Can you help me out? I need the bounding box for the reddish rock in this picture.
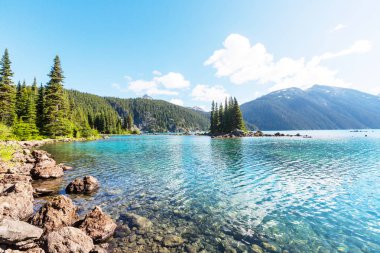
[77,206,117,242]
[30,195,78,232]
[66,176,99,194]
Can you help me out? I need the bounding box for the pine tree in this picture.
[0,49,16,126]
[232,97,245,131]
[36,84,45,132]
[218,103,223,133]
[210,101,215,133]
[31,77,38,96]
[44,55,72,137]
[127,114,133,130]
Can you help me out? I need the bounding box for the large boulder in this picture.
[66,176,99,194]
[30,195,78,232]
[77,206,116,242]
[30,150,63,180]
[0,182,34,220]
[45,227,94,253]
[0,219,43,250]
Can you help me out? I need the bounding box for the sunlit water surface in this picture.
[41,130,380,253]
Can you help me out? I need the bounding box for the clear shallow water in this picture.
[41,130,380,253]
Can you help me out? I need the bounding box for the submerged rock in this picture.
[77,206,117,242]
[123,213,153,232]
[65,176,99,194]
[30,195,78,232]
[162,235,184,247]
[45,227,94,253]
[0,181,34,220]
[251,244,264,253]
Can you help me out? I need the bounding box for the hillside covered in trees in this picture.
[0,49,209,140]
[106,97,209,132]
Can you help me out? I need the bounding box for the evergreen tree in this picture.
[44,56,72,137]
[0,49,16,126]
[31,77,38,96]
[232,97,245,131]
[210,101,215,133]
[36,84,45,132]
[127,114,133,130]
[218,103,223,133]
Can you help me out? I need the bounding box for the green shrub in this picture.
[0,123,16,140]
[0,143,17,162]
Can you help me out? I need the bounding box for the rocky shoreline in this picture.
[1,139,282,253]
[0,140,116,253]
[210,129,312,139]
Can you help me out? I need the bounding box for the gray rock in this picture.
[46,227,94,253]
[66,176,99,194]
[30,195,78,232]
[0,182,34,220]
[0,219,43,249]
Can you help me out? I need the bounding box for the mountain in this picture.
[190,106,205,112]
[66,90,209,133]
[105,97,209,132]
[142,94,153,100]
[241,85,380,130]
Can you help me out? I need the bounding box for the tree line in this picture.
[209,97,246,134]
[0,49,135,140]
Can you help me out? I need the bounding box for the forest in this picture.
[0,49,209,140]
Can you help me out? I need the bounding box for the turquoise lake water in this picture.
[41,130,380,252]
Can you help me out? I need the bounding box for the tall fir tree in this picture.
[218,103,224,133]
[44,56,72,137]
[232,97,245,131]
[36,84,45,132]
[127,114,133,130]
[0,49,16,126]
[210,101,215,133]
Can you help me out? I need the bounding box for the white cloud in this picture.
[128,80,156,93]
[170,98,184,106]
[154,72,190,89]
[205,34,372,91]
[114,71,190,96]
[191,84,229,102]
[332,24,347,32]
[152,70,162,76]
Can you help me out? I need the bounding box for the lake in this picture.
[40,130,380,253]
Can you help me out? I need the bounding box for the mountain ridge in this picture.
[241,85,380,130]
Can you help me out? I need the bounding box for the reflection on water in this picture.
[41,131,380,252]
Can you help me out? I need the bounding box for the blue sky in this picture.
[1,0,379,110]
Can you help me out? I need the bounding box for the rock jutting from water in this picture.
[65,176,100,194]
[30,195,78,232]
[76,206,117,243]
